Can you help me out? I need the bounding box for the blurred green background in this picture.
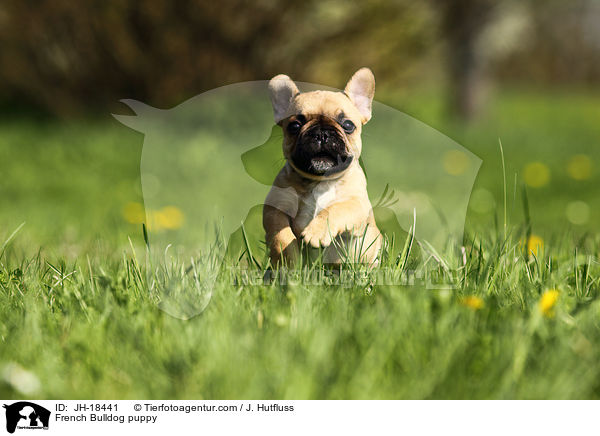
[1,0,599,251]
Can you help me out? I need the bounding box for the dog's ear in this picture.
[269,75,299,124]
[344,68,375,123]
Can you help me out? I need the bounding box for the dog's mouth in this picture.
[291,149,353,177]
[307,151,352,174]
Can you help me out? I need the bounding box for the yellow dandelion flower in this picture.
[525,234,544,256]
[539,289,559,317]
[123,202,145,224]
[461,296,484,310]
[523,162,550,188]
[443,150,470,176]
[156,206,185,230]
[567,155,592,181]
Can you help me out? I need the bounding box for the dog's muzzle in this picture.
[291,125,353,176]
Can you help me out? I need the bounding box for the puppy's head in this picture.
[268,68,375,180]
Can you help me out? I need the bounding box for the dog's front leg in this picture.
[301,198,370,248]
[263,204,299,267]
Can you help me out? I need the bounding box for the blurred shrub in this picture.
[0,0,598,116]
[0,0,314,114]
[0,0,433,115]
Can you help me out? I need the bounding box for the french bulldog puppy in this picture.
[263,68,382,267]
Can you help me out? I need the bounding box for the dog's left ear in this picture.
[344,68,375,123]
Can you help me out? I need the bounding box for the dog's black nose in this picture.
[306,127,332,148]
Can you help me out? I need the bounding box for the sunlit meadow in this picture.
[1,88,600,399]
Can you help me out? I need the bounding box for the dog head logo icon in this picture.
[3,402,50,433]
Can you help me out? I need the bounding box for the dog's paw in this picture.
[269,229,299,267]
[301,214,335,248]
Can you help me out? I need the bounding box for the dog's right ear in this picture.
[269,75,299,124]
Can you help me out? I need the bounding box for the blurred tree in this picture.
[433,0,498,121]
[498,0,600,85]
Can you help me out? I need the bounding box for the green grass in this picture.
[1,88,600,399]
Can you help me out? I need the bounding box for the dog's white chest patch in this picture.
[294,181,337,230]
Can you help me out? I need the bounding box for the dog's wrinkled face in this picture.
[269,68,375,180]
[283,92,362,177]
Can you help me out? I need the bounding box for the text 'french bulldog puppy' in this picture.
[263,68,382,267]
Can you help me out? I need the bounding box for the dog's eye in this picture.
[341,120,356,133]
[287,121,302,135]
